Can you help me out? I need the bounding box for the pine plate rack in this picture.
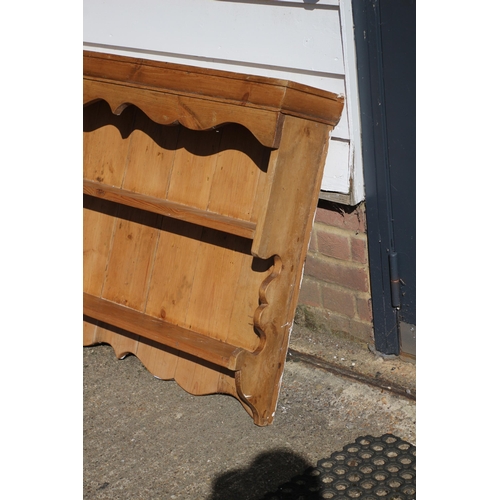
[83,51,343,425]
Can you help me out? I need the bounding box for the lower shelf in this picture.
[83,293,249,371]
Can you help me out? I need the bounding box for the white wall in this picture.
[83,0,364,204]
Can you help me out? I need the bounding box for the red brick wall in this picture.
[297,201,374,343]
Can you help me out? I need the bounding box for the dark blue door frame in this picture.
[352,0,416,355]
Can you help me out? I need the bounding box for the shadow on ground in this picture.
[208,449,318,500]
[209,434,416,500]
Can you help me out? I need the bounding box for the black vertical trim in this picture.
[352,0,399,354]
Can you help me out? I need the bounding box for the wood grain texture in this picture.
[121,108,180,198]
[84,293,247,370]
[84,51,344,148]
[83,100,133,186]
[83,179,257,239]
[83,53,343,425]
[83,51,343,120]
[83,196,121,298]
[84,318,140,360]
[237,117,333,424]
[84,79,283,149]
[83,318,97,345]
[101,205,161,311]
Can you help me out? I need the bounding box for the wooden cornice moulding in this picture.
[83,51,344,149]
[83,52,343,425]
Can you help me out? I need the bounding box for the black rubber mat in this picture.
[262,434,416,499]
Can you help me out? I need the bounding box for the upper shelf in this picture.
[84,180,257,240]
[83,51,344,149]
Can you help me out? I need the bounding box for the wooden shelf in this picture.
[83,52,344,425]
[84,180,257,239]
[84,293,249,371]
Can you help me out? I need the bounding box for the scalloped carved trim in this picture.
[254,254,282,343]
[84,80,284,148]
[84,333,241,399]
[233,254,284,425]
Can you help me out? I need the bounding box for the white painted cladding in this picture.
[83,0,364,203]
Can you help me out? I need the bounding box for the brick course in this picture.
[304,255,369,293]
[314,205,366,233]
[356,296,373,323]
[297,278,321,308]
[351,236,368,264]
[316,229,350,261]
[297,202,374,344]
[322,283,356,317]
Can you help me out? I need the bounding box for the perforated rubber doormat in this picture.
[262,434,416,499]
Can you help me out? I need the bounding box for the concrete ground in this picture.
[83,323,416,499]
